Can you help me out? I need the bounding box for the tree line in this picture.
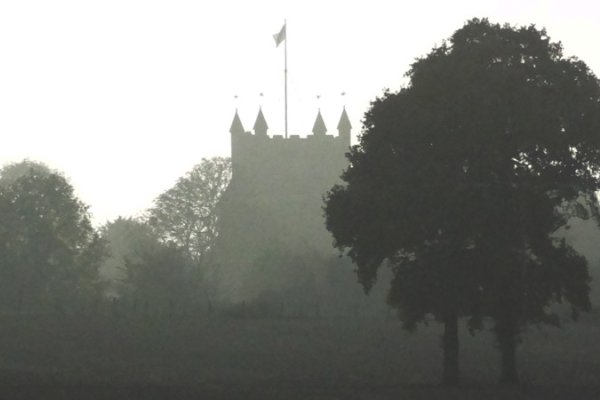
[0,158,231,314]
[0,156,382,319]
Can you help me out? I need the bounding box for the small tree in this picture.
[123,242,202,312]
[99,217,159,298]
[324,18,600,384]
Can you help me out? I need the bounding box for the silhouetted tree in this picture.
[0,161,106,311]
[148,157,231,263]
[99,217,160,298]
[324,18,600,385]
[123,242,203,310]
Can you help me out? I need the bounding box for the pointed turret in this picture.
[230,110,245,135]
[337,107,352,135]
[253,108,268,136]
[337,107,351,146]
[312,110,327,136]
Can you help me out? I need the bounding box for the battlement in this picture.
[229,108,351,139]
[234,131,342,141]
[229,108,351,180]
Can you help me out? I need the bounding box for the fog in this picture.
[2,4,600,399]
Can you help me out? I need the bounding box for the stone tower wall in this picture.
[216,110,351,300]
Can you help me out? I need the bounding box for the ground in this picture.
[0,308,598,399]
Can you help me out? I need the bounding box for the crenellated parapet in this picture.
[229,107,351,180]
[230,107,352,142]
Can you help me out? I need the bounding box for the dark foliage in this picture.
[124,242,204,307]
[0,161,106,311]
[324,18,600,384]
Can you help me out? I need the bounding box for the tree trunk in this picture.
[495,317,519,384]
[442,312,460,386]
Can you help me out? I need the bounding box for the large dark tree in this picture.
[324,18,600,385]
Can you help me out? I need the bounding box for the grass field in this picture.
[0,310,598,399]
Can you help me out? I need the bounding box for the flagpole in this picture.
[284,19,288,139]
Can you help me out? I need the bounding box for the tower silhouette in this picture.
[216,107,352,300]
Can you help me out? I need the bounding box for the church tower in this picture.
[217,107,352,300]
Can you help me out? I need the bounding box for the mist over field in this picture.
[2,4,600,399]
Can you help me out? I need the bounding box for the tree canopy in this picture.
[148,157,231,262]
[98,217,160,298]
[324,18,600,384]
[0,161,105,311]
[123,241,202,307]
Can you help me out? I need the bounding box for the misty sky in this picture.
[1,0,599,224]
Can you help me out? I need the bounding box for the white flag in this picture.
[273,23,286,47]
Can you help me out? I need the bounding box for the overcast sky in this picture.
[1,0,599,224]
